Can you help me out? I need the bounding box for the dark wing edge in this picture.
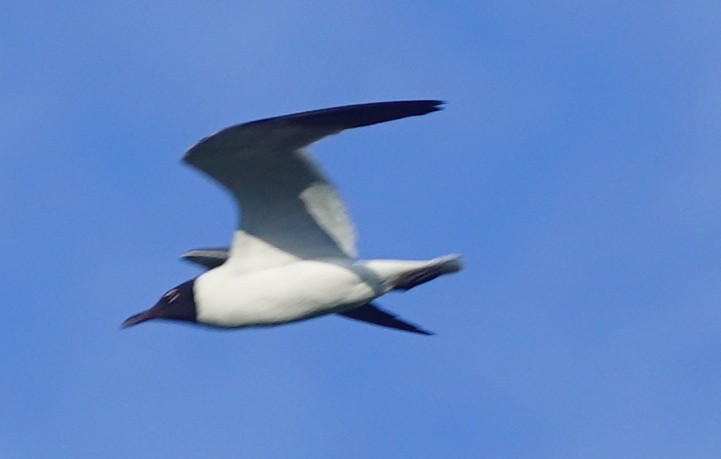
[244,99,444,130]
[338,303,434,336]
[183,100,444,163]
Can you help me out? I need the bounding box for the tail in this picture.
[389,254,463,291]
[432,253,464,274]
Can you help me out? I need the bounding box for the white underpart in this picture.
[194,258,442,328]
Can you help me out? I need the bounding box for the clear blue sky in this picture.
[2,2,721,457]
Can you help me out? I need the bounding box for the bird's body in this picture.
[194,256,461,328]
[122,100,463,335]
[195,258,373,327]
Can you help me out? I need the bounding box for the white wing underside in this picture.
[185,135,356,272]
[182,101,442,273]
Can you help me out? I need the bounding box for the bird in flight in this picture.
[121,100,462,335]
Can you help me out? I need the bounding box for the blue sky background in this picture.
[2,1,721,457]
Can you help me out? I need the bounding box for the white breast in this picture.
[193,259,377,328]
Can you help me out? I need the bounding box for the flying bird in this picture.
[121,100,462,335]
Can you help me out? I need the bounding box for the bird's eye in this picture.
[164,289,180,303]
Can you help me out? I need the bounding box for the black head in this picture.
[120,279,197,329]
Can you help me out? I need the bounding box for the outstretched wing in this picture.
[183,101,443,271]
[338,303,433,335]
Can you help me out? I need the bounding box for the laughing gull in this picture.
[121,100,462,335]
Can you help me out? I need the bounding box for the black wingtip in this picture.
[317,100,445,129]
[246,99,446,130]
[338,303,435,336]
[183,100,446,163]
[403,327,435,336]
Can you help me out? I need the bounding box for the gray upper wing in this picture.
[183,100,443,270]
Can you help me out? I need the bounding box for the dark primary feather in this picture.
[185,100,444,161]
[338,303,434,336]
[243,100,444,130]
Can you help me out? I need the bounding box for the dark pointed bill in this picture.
[120,309,156,329]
